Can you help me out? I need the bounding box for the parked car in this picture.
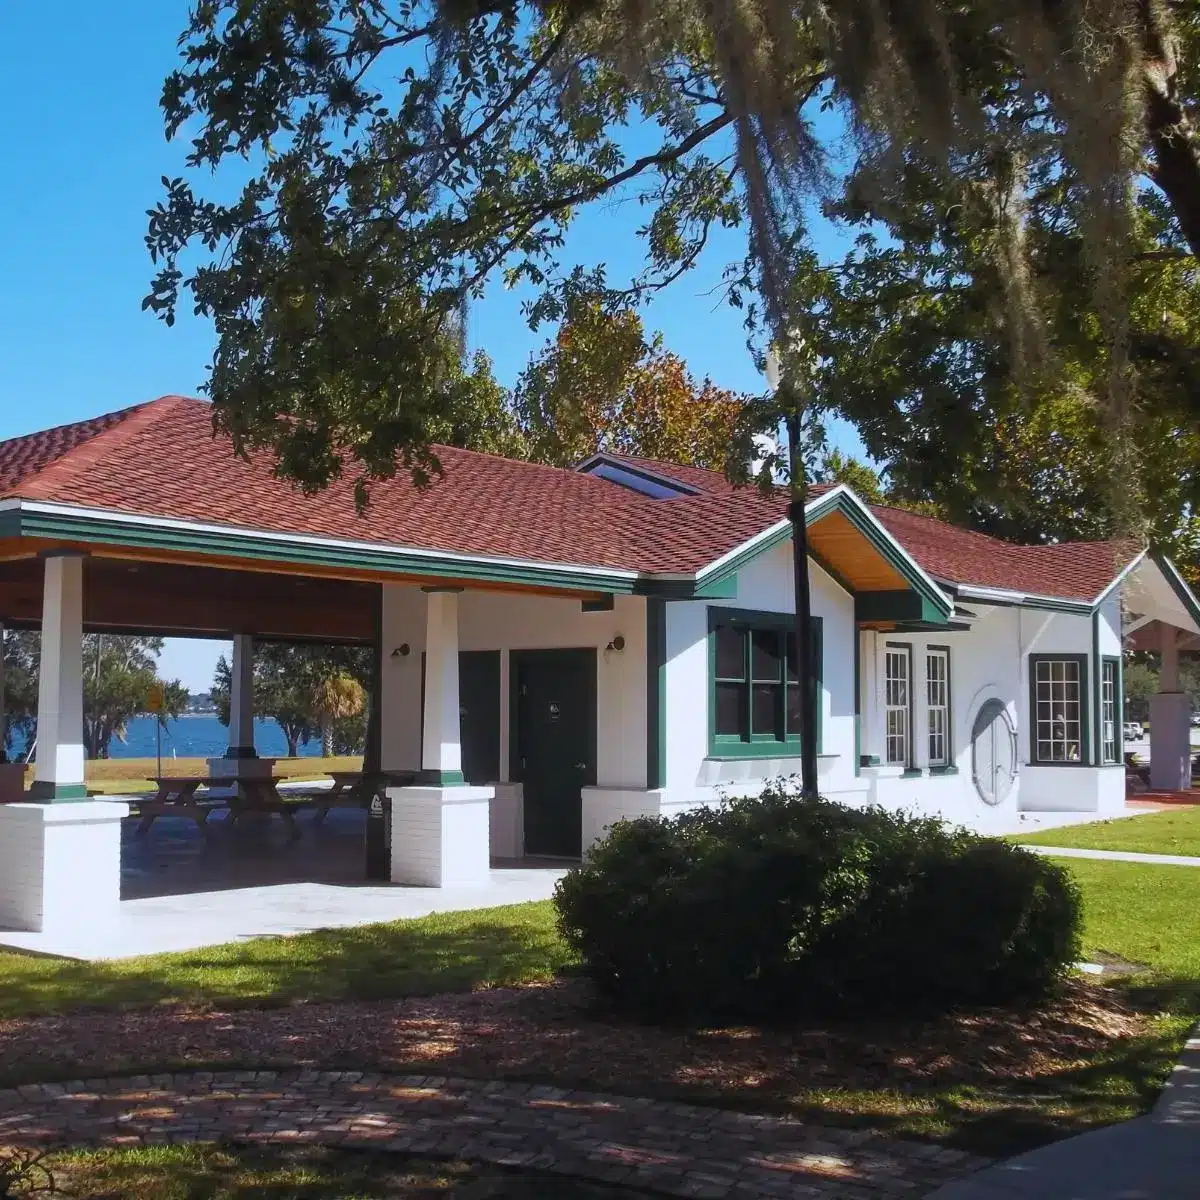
[1124,721,1144,741]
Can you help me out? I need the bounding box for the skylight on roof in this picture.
[579,457,697,499]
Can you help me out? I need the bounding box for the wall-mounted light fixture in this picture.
[391,643,412,658]
[605,634,626,653]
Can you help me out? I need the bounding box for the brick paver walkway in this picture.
[0,1069,990,1198]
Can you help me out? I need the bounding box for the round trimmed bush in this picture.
[553,786,1081,1021]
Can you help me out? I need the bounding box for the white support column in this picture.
[1150,624,1192,791]
[208,633,276,782]
[0,554,129,935]
[228,633,256,758]
[389,587,492,887]
[1161,624,1180,693]
[31,552,86,802]
[420,589,464,785]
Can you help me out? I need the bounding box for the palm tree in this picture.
[312,673,367,759]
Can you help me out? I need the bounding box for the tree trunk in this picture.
[786,410,820,799]
[321,715,334,758]
[1140,0,1200,258]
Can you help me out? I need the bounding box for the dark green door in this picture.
[459,651,501,785]
[513,649,596,858]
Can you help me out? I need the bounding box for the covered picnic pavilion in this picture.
[0,396,663,954]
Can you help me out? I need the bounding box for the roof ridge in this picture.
[15,396,196,501]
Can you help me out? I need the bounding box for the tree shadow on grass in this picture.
[0,901,573,1019]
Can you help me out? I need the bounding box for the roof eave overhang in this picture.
[1150,552,1200,631]
[0,499,644,596]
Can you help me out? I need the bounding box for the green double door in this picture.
[512,649,596,858]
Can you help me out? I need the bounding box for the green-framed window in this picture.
[1101,656,1121,764]
[884,643,913,767]
[926,646,952,767]
[1029,654,1089,764]
[708,608,822,758]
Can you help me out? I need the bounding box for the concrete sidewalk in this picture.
[1020,844,1200,867]
[926,1025,1200,1198]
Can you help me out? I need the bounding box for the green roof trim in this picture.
[6,505,643,595]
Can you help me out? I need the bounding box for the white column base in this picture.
[1150,692,1192,791]
[489,782,524,860]
[388,785,492,887]
[0,801,128,933]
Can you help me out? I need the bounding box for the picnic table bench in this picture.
[305,769,418,825]
[136,774,299,837]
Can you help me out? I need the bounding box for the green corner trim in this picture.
[414,769,466,786]
[853,629,862,777]
[646,599,667,790]
[27,781,90,802]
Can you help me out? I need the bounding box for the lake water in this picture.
[9,715,322,761]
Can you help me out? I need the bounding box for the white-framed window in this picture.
[1032,656,1086,763]
[1101,658,1120,764]
[885,644,912,766]
[927,648,951,767]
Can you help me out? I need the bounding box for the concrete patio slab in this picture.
[0,808,567,960]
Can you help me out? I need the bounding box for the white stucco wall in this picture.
[661,543,862,804]
[380,582,648,790]
[860,597,1126,823]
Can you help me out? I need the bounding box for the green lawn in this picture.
[0,901,573,1020]
[1072,858,1200,997]
[1014,807,1200,857]
[0,864,1194,1160]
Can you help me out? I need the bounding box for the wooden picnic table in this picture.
[309,770,417,825]
[137,774,299,837]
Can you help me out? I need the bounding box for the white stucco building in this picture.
[0,396,1197,942]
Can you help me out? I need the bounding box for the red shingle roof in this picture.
[0,398,788,575]
[0,404,152,494]
[869,504,1142,602]
[0,399,1141,600]
[598,454,1141,602]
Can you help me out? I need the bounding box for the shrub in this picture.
[554,785,1081,1021]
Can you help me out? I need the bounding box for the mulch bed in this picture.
[0,977,1144,1113]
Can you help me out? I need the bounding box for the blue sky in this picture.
[0,2,864,690]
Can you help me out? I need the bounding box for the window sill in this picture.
[900,768,922,779]
[1026,761,1091,768]
[707,741,805,760]
[928,765,959,776]
[704,752,838,763]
